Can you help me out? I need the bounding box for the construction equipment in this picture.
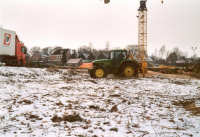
[53,1,163,78]
[137,0,162,76]
[88,49,139,78]
[137,0,148,76]
[87,0,163,78]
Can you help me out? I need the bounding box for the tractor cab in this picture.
[108,49,128,72]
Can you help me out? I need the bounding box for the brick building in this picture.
[50,49,71,63]
[29,52,49,62]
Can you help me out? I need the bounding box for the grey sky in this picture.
[0,0,199,57]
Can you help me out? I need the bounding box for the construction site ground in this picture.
[142,70,199,80]
[0,67,200,137]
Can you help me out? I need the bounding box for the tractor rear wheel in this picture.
[93,66,107,78]
[120,62,137,77]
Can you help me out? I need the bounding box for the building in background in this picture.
[28,52,49,62]
[50,49,71,63]
[67,58,83,66]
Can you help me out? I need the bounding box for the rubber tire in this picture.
[90,71,95,78]
[120,62,138,77]
[1,57,6,63]
[93,66,107,78]
[18,60,23,67]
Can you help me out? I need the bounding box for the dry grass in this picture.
[110,127,118,132]
[51,112,83,123]
[110,105,118,112]
[46,65,59,73]
[17,99,32,104]
[189,72,200,79]
[172,99,200,115]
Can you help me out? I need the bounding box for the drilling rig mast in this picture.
[137,0,148,75]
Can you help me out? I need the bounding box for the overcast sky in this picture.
[0,0,199,57]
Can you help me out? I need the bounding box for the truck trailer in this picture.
[0,28,27,66]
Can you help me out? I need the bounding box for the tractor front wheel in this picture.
[93,66,107,78]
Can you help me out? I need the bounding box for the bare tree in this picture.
[159,45,166,59]
[78,45,90,54]
[105,41,110,51]
[182,51,188,58]
[29,46,41,56]
[172,47,182,59]
[193,53,198,62]
[92,48,100,57]
[41,46,52,55]
[89,42,93,53]
[50,46,63,54]
[151,48,158,61]
[166,50,171,59]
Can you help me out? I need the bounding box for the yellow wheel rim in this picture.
[95,69,104,78]
[124,66,134,77]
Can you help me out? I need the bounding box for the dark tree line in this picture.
[28,42,190,63]
[151,45,188,61]
[28,46,63,56]
[28,41,112,57]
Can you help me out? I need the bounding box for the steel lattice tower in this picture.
[137,0,148,73]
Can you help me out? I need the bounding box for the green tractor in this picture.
[88,49,139,78]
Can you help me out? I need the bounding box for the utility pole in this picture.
[191,47,197,63]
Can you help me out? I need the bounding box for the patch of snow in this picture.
[0,66,200,137]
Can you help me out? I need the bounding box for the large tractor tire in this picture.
[93,66,108,78]
[120,62,138,77]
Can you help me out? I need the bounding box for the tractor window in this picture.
[116,51,126,59]
[122,51,127,59]
[115,52,121,59]
[110,51,115,59]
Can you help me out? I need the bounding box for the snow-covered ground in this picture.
[0,67,200,137]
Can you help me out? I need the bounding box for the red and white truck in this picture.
[0,28,27,66]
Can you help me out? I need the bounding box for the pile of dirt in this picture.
[172,99,200,115]
[51,113,83,122]
[185,64,200,78]
[187,64,200,73]
[17,99,32,105]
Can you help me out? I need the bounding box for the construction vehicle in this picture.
[88,49,139,78]
[0,28,27,66]
[88,0,163,78]
[54,0,164,77]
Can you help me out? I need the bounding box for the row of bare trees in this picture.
[28,41,111,56]
[151,45,189,61]
[28,43,191,62]
[28,46,63,56]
